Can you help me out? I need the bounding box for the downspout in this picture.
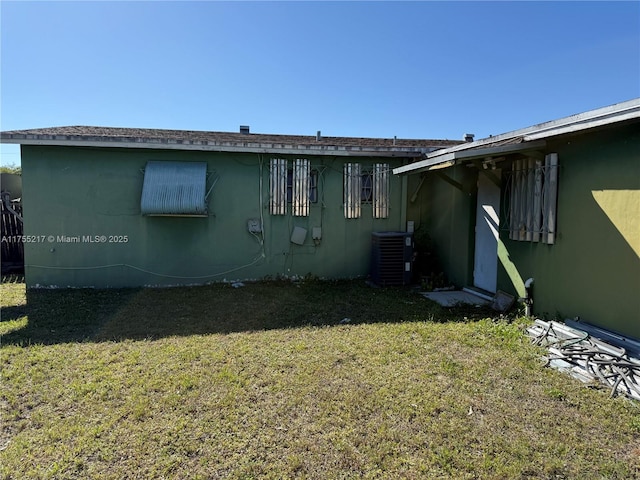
[1,191,23,223]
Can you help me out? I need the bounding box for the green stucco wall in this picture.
[406,123,639,339]
[406,164,476,287]
[21,146,406,287]
[496,123,640,339]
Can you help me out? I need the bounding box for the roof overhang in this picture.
[0,134,434,158]
[393,140,547,174]
[394,97,640,175]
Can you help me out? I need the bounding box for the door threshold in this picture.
[462,286,495,302]
[420,289,491,307]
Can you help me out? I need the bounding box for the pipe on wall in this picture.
[523,277,534,316]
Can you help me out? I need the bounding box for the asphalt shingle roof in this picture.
[0,126,463,157]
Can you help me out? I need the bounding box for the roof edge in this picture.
[425,98,640,160]
[0,136,434,158]
[394,140,547,175]
[394,98,640,175]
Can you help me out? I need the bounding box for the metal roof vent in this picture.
[316,130,322,141]
[240,125,250,134]
[464,133,475,142]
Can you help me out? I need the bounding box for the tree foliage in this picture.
[0,163,21,174]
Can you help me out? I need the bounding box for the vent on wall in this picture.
[371,232,413,286]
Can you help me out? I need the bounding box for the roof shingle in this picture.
[0,125,462,158]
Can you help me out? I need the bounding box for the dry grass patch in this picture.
[1,279,639,479]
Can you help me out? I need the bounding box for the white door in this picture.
[473,170,501,293]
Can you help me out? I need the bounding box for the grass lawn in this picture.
[1,276,639,479]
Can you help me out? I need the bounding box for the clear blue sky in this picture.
[1,1,639,166]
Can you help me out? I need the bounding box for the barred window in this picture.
[269,158,287,215]
[361,170,373,203]
[344,163,362,218]
[344,163,390,219]
[287,168,318,204]
[373,163,390,219]
[271,158,316,216]
[506,153,558,244]
[291,158,310,217]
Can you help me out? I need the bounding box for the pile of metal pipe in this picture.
[527,320,640,401]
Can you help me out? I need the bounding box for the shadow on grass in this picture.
[0,280,501,346]
[0,304,29,322]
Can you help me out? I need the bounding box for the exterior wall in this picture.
[21,146,406,287]
[496,123,640,339]
[406,164,476,287]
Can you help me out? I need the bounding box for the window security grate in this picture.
[505,153,558,244]
[269,158,287,215]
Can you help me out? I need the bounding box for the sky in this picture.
[1,1,639,166]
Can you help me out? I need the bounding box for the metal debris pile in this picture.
[528,320,640,401]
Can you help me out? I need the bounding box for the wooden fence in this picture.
[1,201,24,273]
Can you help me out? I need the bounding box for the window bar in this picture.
[309,169,318,203]
[373,163,390,219]
[532,159,543,242]
[508,162,518,240]
[518,160,528,241]
[511,160,521,240]
[344,163,361,218]
[525,157,535,241]
[293,158,310,217]
[269,158,287,215]
[543,153,558,244]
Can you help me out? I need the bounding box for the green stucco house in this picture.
[396,98,640,340]
[0,126,457,288]
[2,99,638,340]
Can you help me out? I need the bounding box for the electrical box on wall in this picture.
[312,227,322,240]
[291,226,307,245]
[407,221,415,233]
[247,219,262,233]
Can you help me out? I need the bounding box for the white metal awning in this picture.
[140,161,208,216]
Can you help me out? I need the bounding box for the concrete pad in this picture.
[420,290,491,307]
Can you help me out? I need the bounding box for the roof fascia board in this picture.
[394,160,456,175]
[393,153,456,174]
[0,137,427,158]
[423,98,640,160]
[523,110,640,141]
[393,140,546,175]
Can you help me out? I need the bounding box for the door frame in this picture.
[473,169,501,293]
